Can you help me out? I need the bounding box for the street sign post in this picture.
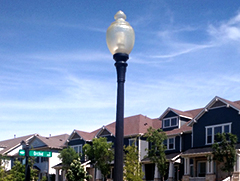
[29,150,52,157]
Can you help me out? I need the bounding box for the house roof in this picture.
[159,107,202,120]
[188,96,240,126]
[0,134,35,155]
[101,114,162,137]
[69,114,162,142]
[31,134,69,150]
[165,120,192,136]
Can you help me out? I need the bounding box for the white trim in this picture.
[208,105,226,110]
[205,122,232,145]
[165,137,175,150]
[71,144,83,154]
[129,138,137,146]
[163,116,178,128]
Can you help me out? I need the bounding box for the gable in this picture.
[164,111,178,119]
[209,100,226,109]
[30,138,46,148]
[99,129,111,137]
[71,133,81,140]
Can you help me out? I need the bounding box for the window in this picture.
[41,157,48,162]
[205,123,231,145]
[163,117,178,128]
[198,161,206,177]
[129,138,136,146]
[71,145,82,155]
[165,137,175,150]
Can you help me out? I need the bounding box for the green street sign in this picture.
[19,149,25,156]
[29,150,52,157]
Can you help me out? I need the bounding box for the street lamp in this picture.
[106,10,135,181]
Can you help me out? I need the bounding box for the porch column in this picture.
[168,161,174,181]
[55,169,59,181]
[236,154,240,172]
[184,158,190,175]
[154,164,160,181]
[142,164,146,180]
[206,155,214,174]
[62,170,66,181]
[96,169,102,180]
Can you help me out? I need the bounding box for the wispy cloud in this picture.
[208,11,240,43]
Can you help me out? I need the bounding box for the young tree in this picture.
[83,137,114,180]
[58,147,79,169]
[212,133,237,180]
[66,158,92,181]
[144,127,167,181]
[0,155,9,180]
[124,142,144,181]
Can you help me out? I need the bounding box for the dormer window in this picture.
[163,117,178,128]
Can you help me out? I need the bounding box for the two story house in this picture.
[0,134,35,170]
[182,96,240,181]
[142,107,202,181]
[28,133,69,180]
[64,114,162,181]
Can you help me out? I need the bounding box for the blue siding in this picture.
[164,111,178,118]
[68,139,86,146]
[165,136,180,154]
[181,133,191,151]
[193,107,240,148]
[162,111,179,131]
[180,117,190,127]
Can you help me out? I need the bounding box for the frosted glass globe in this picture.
[106,11,135,55]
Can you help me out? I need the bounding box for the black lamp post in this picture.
[106,11,135,181]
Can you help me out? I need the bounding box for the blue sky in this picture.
[1,1,240,140]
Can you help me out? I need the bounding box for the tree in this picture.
[123,142,144,181]
[58,147,79,169]
[66,158,92,181]
[0,155,9,180]
[3,158,38,181]
[211,133,237,180]
[83,137,114,180]
[144,127,167,181]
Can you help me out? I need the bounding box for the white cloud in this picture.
[208,12,240,43]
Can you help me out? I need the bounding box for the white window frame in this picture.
[163,117,178,128]
[165,137,175,150]
[129,138,136,146]
[71,144,83,154]
[205,123,232,145]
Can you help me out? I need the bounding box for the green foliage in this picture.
[212,133,238,177]
[144,127,167,181]
[5,160,25,181]
[83,137,114,180]
[58,147,79,169]
[66,158,92,181]
[0,156,38,181]
[124,142,144,181]
[41,176,48,181]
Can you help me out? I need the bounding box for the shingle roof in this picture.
[71,114,162,141]
[0,134,35,155]
[160,107,203,120]
[165,120,192,136]
[102,114,162,137]
[31,134,69,150]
